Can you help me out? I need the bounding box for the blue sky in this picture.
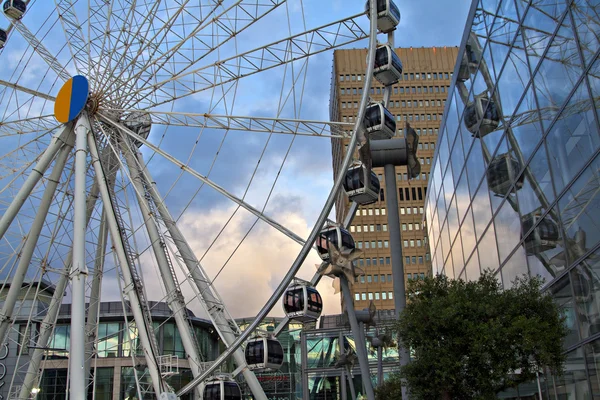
[0,0,474,318]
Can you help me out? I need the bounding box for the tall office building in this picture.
[425,0,600,396]
[329,47,458,309]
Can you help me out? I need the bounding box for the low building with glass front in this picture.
[38,301,219,399]
[425,0,600,396]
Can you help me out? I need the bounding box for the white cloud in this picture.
[129,202,341,321]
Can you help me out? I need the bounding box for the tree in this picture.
[392,272,567,400]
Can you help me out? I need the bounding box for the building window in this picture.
[367,275,372,283]
[387,275,392,282]
[405,256,410,264]
[383,224,388,231]
[362,293,367,300]
[384,241,389,248]
[389,292,394,299]
[412,256,417,264]
[375,292,380,300]
[403,240,408,247]
[368,293,374,300]
[360,276,366,283]
[340,75,344,81]
[355,293,360,301]
[386,257,390,264]
[374,275,379,282]
[382,292,387,300]
[372,258,377,265]
[419,256,424,264]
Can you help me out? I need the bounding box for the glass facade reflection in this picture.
[426,0,600,396]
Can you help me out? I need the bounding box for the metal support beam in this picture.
[122,145,204,390]
[0,138,72,345]
[133,151,267,400]
[340,278,375,400]
[84,208,109,387]
[87,132,166,396]
[19,174,103,400]
[0,124,71,241]
[69,113,91,399]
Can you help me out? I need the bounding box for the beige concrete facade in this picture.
[330,47,459,310]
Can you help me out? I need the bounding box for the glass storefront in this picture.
[426,0,600,396]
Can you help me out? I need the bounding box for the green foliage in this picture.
[394,272,567,400]
[375,372,403,400]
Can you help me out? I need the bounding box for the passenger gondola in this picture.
[373,45,403,86]
[487,153,524,196]
[457,44,479,82]
[343,162,380,205]
[0,29,6,49]
[123,111,152,147]
[3,0,26,19]
[363,102,396,140]
[365,0,400,33]
[245,330,284,371]
[316,225,355,261]
[283,279,323,322]
[200,375,242,400]
[521,212,560,256]
[464,93,500,137]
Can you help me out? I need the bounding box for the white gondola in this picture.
[123,111,152,147]
[487,153,524,196]
[365,0,400,33]
[3,0,26,19]
[200,375,242,400]
[373,45,403,86]
[521,212,560,256]
[316,225,355,261]
[464,92,500,137]
[0,29,6,49]
[343,162,380,205]
[283,279,323,322]
[244,330,284,371]
[363,102,396,140]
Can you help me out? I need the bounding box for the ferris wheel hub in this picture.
[54,75,89,123]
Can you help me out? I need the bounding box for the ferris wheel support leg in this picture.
[87,132,166,396]
[0,123,72,241]
[0,138,72,346]
[340,277,375,400]
[121,146,204,384]
[69,113,92,399]
[133,151,269,400]
[19,175,104,400]
[84,208,110,388]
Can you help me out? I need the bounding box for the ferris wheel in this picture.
[0,0,397,399]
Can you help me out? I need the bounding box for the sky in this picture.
[0,0,474,323]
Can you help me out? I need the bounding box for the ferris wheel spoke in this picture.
[0,115,60,137]
[0,79,56,102]
[103,0,213,93]
[92,0,140,92]
[108,0,284,103]
[55,0,90,76]
[98,113,307,246]
[129,13,368,108]
[95,0,164,92]
[11,20,71,82]
[103,109,351,137]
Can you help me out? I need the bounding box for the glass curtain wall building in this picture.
[425,0,600,396]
